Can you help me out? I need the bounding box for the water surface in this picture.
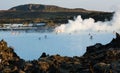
[0,31,115,60]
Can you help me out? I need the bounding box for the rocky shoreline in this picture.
[0,33,120,73]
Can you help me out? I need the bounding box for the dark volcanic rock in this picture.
[83,32,120,73]
[0,39,25,73]
[1,32,120,73]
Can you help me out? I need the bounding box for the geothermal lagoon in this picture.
[0,11,119,60]
[0,31,115,60]
[0,11,120,60]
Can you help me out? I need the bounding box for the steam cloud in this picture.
[54,10,120,33]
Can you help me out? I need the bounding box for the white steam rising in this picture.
[54,10,120,33]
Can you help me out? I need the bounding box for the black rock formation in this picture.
[83,32,120,73]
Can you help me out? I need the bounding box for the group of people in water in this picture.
[38,35,47,40]
[88,33,93,40]
[38,31,117,41]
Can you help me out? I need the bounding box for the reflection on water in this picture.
[0,31,115,60]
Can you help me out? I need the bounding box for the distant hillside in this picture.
[0,4,113,25]
[9,4,87,12]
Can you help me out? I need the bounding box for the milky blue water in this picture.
[0,31,116,60]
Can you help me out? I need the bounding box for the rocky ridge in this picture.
[0,4,113,24]
[9,4,87,12]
